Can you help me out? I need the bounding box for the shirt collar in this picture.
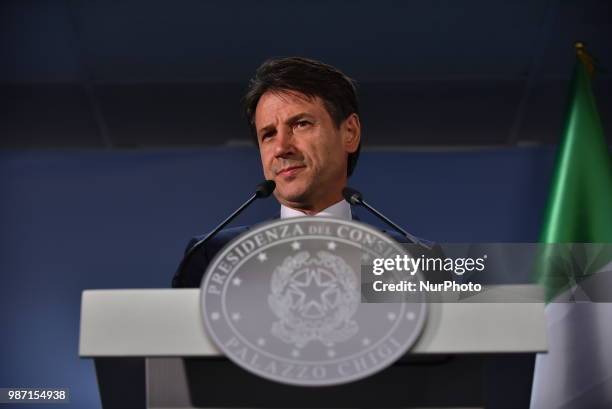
[280,199,352,220]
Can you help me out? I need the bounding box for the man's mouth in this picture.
[276,165,306,177]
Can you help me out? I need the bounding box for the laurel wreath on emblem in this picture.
[268,250,360,348]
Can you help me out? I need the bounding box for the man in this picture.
[247,57,361,218]
[172,57,424,288]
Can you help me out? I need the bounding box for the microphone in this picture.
[172,180,276,287]
[342,186,431,250]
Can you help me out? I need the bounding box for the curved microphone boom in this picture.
[172,180,275,287]
[342,186,431,250]
[254,179,276,199]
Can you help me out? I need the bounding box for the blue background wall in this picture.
[0,147,556,407]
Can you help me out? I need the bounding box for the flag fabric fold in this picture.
[530,49,612,409]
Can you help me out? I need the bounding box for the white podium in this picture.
[79,287,546,409]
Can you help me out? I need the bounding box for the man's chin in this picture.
[274,189,312,209]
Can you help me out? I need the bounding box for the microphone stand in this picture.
[343,187,432,250]
[173,180,275,287]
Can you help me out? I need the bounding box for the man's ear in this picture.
[342,113,361,153]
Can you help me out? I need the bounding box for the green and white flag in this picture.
[530,46,612,409]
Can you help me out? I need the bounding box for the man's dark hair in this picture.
[244,57,360,177]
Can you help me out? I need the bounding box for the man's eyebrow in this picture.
[257,124,276,136]
[285,112,314,125]
[257,112,314,135]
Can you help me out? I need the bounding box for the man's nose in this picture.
[274,127,295,157]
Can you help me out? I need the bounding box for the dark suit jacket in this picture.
[171,210,438,288]
[172,225,250,288]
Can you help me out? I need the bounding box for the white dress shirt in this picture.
[280,199,352,221]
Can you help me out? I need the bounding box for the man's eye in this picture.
[294,120,311,129]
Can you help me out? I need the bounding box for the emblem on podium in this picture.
[201,217,426,386]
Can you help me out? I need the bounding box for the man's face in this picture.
[254,90,360,213]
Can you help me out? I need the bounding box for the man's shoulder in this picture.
[381,229,436,248]
[186,225,250,254]
[172,225,251,288]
